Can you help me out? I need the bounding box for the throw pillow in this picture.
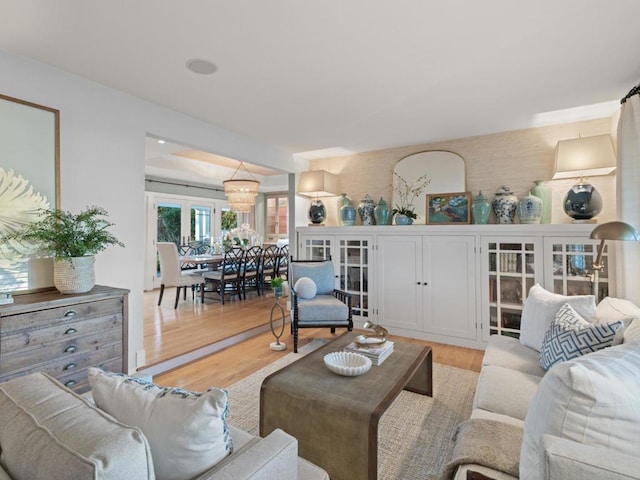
[519,283,597,352]
[88,368,232,480]
[539,303,623,371]
[624,319,640,343]
[596,296,640,345]
[295,276,317,299]
[521,342,640,480]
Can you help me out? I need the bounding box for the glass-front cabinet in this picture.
[544,237,611,299]
[298,234,372,322]
[481,237,543,341]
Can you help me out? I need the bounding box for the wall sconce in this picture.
[297,170,337,225]
[553,134,616,222]
[223,162,260,213]
[589,221,640,301]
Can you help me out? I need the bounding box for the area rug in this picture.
[226,339,479,480]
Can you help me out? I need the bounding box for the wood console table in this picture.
[260,332,432,480]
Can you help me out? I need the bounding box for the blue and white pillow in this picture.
[88,368,232,480]
[539,303,623,371]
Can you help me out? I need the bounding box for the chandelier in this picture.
[223,162,260,213]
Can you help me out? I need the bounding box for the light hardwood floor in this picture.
[145,289,484,391]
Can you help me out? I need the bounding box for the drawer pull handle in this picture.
[64,310,77,318]
[64,345,77,354]
[64,363,77,370]
[64,327,78,335]
[64,380,77,388]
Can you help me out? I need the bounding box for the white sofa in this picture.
[0,372,328,480]
[453,294,640,480]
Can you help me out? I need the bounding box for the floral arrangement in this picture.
[391,172,431,220]
[221,224,259,251]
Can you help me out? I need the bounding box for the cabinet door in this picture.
[298,234,334,261]
[481,237,543,341]
[336,236,373,321]
[376,235,423,331]
[544,237,613,299]
[423,236,477,340]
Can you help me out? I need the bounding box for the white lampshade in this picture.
[552,134,616,180]
[297,170,337,197]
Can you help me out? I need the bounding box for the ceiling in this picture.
[1,0,639,161]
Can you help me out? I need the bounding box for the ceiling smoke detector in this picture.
[186,59,217,75]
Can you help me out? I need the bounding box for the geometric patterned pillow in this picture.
[539,303,624,371]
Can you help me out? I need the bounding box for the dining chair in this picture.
[156,242,205,309]
[203,247,243,304]
[275,245,289,280]
[241,246,263,299]
[260,244,280,291]
[289,258,353,352]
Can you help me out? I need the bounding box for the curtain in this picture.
[616,90,640,304]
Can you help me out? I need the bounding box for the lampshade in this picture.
[297,170,337,197]
[223,163,260,213]
[552,134,616,180]
[590,221,640,241]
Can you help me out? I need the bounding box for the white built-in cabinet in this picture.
[297,224,614,350]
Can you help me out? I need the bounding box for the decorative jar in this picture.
[357,194,375,225]
[336,193,352,226]
[517,191,543,224]
[374,197,390,225]
[492,186,518,224]
[530,180,552,224]
[339,203,357,226]
[471,191,491,224]
[393,213,413,225]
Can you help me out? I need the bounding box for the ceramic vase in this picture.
[394,213,413,225]
[53,256,95,294]
[374,197,390,225]
[531,180,552,224]
[339,203,357,226]
[357,194,375,225]
[492,186,518,224]
[336,193,352,226]
[471,191,491,224]
[308,199,326,224]
[517,191,543,224]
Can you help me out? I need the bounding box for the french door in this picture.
[145,193,224,290]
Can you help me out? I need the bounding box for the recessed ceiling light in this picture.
[186,58,218,75]
[157,139,166,144]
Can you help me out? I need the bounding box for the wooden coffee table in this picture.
[260,332,432,480]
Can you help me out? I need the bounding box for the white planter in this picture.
[53,256,95,294]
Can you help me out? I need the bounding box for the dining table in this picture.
[179,254,224,269]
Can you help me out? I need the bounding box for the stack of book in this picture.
[344,340,394,366]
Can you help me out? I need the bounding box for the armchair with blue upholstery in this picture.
[289,258,353,353]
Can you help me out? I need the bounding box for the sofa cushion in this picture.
[473,365,542,421]
[624,319,640,343]
[0,372,154,480]
[482,334,545,377]
[88,368,232,480]
[290,261,334,295]
[519,284,596,352]
[297,295,350,323]
[596,296,640,345]
[539,303,623,371]
[520,342,640,480]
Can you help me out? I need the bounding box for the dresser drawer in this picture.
[0,297,123,334]
[0,314,121,355]
[0,327,122,374]
[0,341,122,382]
[57,357,123,394]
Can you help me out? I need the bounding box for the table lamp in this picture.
[589,221,640,301]
[553,134,616,222]
[297,170,337,225]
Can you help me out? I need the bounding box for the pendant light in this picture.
[223,162,260,213]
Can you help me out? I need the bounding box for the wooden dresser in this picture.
[0,285,129,393]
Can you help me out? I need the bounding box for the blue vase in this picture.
[531,180,552,224]
[394,213,413,225]
[357,194,375,225]
[336,193,352,226]
[471,191,491,224]
[339,203,357,226]
[374,197,390,225]
[517,191,543,224]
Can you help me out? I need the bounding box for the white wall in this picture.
[0,50,295,372]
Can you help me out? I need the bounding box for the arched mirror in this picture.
[392,150,466,224]
[0,94,60,293]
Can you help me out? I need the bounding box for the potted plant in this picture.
[270,276,284,297]
[391,172,431,224]
[4,206,124,294]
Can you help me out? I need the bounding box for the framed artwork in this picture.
[426,192,471,225]
[0,93,60,293]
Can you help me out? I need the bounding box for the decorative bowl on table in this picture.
[323,351,372,377]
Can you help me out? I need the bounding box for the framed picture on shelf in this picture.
[426,192,471,225]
